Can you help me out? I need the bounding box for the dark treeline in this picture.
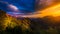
[0,10,60,34]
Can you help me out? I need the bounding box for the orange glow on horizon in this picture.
[39,4,60,17]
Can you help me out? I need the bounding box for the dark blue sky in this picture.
[0,0,35,14]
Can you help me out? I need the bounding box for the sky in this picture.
[0,0,60,18]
